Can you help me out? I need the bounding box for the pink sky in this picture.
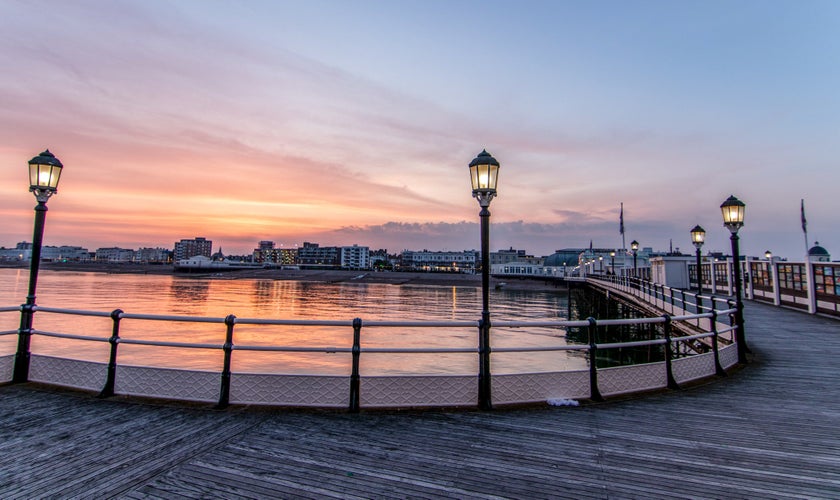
[2,1,838,259]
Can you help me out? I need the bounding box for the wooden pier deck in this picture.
[1,301,839,499]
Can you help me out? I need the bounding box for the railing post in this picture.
[587,317,603,402]
[710,304,726,377]
[216,314,236,409]
[349,317,362,413]
[98,308,123,398]
[695,294,703,329]
[13,303,35,383]
[478,317,493,410]
[663,315,679,390]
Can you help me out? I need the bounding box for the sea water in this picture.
[0,269,586,375]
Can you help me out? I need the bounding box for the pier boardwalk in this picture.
[1,301,839,499]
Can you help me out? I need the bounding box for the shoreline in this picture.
[0,262,568,292]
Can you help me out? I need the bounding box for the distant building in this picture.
[543,249,585,269]
[95,247,136,263]
[1,242,91,262]
[277,248,298,265]
[252,240,275,263]
[0,242,31,261]
[808,242,831,262]
[41,245,92,262]
[491,261,566,278]
[490,248,543,266]
[253,241,297,265]
[369,249,393,270]
[136,247,170,263]
[297,242,340,268]
[173,237,212,261]
[341,245,370,270]
[399,250,476,273]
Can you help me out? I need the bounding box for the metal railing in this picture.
[587,275,737,333]
[0,301,739,410]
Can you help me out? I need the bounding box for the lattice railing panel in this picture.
[361,375,476,407]
[493,371,590,404]
[719,343,739,369]
[0,354,14,383]
[30,355,106,391]
[673,353,715,383]
[230,374,349,407]
[599,362,666,396]
[115,365,219,402]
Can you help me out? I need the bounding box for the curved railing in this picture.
[0,301,739,410]
[587,275,736,327]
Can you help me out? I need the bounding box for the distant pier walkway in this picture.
[1,302,839,499]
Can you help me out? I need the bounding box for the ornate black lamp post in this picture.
[598,255,603,274]
[630,240,639,278]
[610,251,615,275]
[469,149,499,410]
[14,150,64,383]
[721,195,747,364]
[764,250,772,260]
[690,225,705,294]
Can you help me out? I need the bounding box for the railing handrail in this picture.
[587,275,737,311]
[3,300,737,410]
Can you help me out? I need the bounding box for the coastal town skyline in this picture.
[2,1,838,261]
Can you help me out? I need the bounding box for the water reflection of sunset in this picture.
[0,270,584,375]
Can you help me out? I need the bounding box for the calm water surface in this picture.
[0,269,585,375]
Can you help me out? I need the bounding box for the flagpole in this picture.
[801,199,816,314]
[620,202,626,251]
[801,199,809,254]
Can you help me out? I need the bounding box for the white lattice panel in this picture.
[0,354,13,383]
[493,371,590,404]
[115,365,219,402]
[599,362,666,396]
[673,353,715,384]
[29,355,107,391]
[361,376,476,407]
[719,343,739,369]
[230,374,349,407]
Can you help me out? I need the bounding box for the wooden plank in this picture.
[1,301,839,498]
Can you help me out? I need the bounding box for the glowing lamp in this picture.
[690,225,706,249]
[720,195,745,233]
[469,149,499,207]
[29,150,63,202]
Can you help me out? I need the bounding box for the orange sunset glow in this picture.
[2,1,838,259]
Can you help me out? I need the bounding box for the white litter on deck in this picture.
[547,398,580,407]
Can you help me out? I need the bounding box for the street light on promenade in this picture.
[721,195,748,364]
[630,240,639,278]
[690,225,706,294]
[610,251,615,275]
[14,150,64,383]
[598,255,603,274]
[469,149,499,410]
[765,250,772,260]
